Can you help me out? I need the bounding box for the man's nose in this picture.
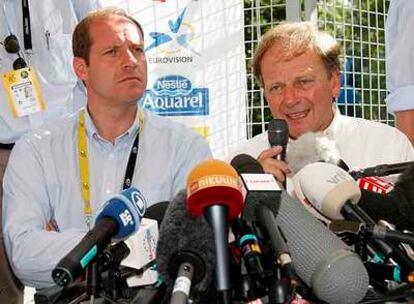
[122,49,139,69]
[283,85,300,107]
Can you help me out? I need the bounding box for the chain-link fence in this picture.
[244,0,392,138]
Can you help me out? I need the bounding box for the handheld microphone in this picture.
[52,187,147,287]
[231,154,369,304]
[156,190,215,304]
[268,119,289,189]
[268,119,289,162]
[186,159,244,302]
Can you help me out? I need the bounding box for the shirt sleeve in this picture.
[2,137,85,288]
[385,0,414,113]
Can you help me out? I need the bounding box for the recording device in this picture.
[268,119,289,162]
[52,187,147,287]
[231,154,369,304]
[186,159,244,303]
[156,190,215,304]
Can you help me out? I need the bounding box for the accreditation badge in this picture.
[1,66,46,118]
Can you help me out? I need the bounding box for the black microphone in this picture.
[268,119,289,189]
[230,218,265,280]
[349,161,414,179]
[144,201,169,227]
[156,190,215,304]
[232,154,369,304]
[268,119,289,161]
[52,187,147,287]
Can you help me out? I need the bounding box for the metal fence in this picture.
[244,0,392,138]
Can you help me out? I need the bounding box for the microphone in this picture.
[295,162,414,270]
[156,189,215,304]
[231,154,369,304]
[365,262,414,283]
[230,154,295,301]
[52,187,147,287]
[268,119,289,189]
[144,201,169,227]
[186,159,244,303]
[286,131,348,174]
[349,161,414,179]
[268,119,289,162]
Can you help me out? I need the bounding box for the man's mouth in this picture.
[285,110,310,120]
[120,76,141,83]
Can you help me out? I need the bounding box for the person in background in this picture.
[385,0,414,145]
[0,1,101,302]
[2,7,211,288]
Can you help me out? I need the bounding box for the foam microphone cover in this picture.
[157,190,215,295]
[277,192,369,304]
[268,119,289,147]
[186,159,244,220]
[287,132,343,174]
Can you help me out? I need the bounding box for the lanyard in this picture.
[78,109,144,229]
[21,0,32,52]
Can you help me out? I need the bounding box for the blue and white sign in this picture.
[139,75,209,116]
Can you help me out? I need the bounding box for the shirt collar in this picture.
[83,107,141,144]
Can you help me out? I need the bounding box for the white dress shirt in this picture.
[2,108,212,287]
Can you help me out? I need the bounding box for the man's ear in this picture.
[330,67,341,98]
[73,57,88,82]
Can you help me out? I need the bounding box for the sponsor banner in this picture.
[100,0,247,158]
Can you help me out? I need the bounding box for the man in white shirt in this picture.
[231,22,413,184]
[2,7,211,289]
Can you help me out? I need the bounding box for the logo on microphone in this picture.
[326,170,350,184]
[119,209,134,227]
[130,190,147,217]
[188,174,240,195]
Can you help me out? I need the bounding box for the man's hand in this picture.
[257,146,291,182]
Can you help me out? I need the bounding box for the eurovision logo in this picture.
[146,7,200,63]
[139,75,209,116]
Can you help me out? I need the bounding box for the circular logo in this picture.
[131,190,147,216]
[20,70,29,79]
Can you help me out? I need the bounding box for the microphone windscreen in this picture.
[287,132,342,174]
[268,119,289,147]
[96,187,147,239]
[156,190,215,294]
[144,201,169,227]
[186,159,244,220]
[277,191,369,304]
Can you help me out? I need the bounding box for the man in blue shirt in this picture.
[2,7,212,288]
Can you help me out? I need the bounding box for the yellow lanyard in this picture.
[78,109,144,230]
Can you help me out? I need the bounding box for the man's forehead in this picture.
[90,15,144,41]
